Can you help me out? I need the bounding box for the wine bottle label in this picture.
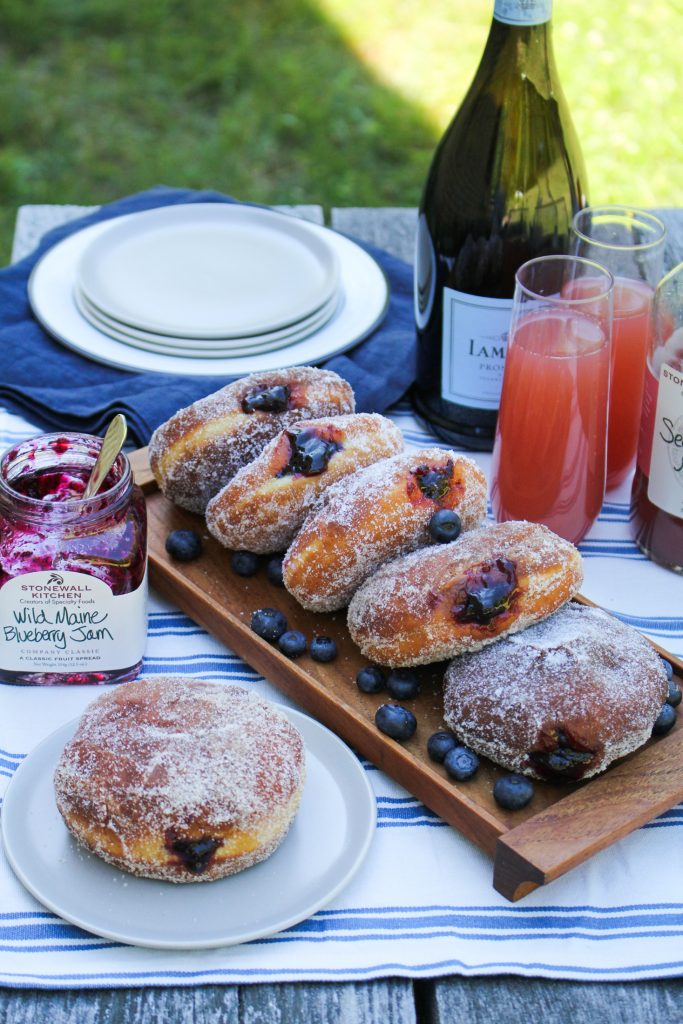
[0,569,148,673]
[494,0,552,25]
[441,287,512,410]
[647,363,683,518]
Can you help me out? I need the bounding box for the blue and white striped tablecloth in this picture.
[1,402,682,988]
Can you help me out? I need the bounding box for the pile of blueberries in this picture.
[166,530,338,661]
[250,606,337,663]
[656,659,681,735]
[354,662,534,809]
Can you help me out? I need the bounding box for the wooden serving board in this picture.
[131,447,683,902]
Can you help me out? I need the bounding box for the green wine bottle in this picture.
[413,0,588,450]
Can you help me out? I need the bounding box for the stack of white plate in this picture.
[28,203,390,376]
[74,204,342,358]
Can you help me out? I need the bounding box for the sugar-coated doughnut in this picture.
[148,367,354,513]
[283,449,487,611]
[205,413,404,554]
[443,602,668,781]
[53,677,306,882]
[347,521,583,667]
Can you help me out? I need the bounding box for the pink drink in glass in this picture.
[491,307,611,544]
[564,276,654,488]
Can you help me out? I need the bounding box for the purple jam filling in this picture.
[412,461,454,501]
[166,833,223,874]
[528,729,595,781]
[453,557,518,625]
[278,427,342,477]
[241,385,291,414]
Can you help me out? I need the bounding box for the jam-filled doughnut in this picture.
[148,367,354,513]
[346,520,583,667]
[283,449,487,612]
[443,602,669,781]
[205,413,404,554]
[53,677,306,882]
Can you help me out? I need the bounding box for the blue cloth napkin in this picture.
[0,186,416,446]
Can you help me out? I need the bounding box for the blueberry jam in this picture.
[452,558,518,625]
[166,832,223,874]
[241,385,291,414]
[0,432,147,686]
[528,728,595,781]
[12,468,88,502]
[278,427,342,477]
[410,461,454,502]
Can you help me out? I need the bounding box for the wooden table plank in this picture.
[0,981,417,1024]
[10,203,326,263]
[428,975,683,1024]
[330,206,683,272]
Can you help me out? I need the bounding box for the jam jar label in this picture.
[647,362,683,519]
[0,569,148,673]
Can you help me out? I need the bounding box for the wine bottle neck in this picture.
[481,6,557,85]
[493,0,552,26]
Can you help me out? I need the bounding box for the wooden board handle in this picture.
[493,722,683,901]
[129,446,156,494]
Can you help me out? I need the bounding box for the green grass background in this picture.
[0,0,680,263]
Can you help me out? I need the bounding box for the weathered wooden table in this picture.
[2,203,683,1024]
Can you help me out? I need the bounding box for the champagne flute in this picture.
[572,206,666,489]
[490,255,614,545]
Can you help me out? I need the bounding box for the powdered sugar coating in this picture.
[346,520,583,666]
[53,677,306,882]
[205,413,404,554]
[443,602,669,780]
[148,367,354,513]
[283,449,487,611]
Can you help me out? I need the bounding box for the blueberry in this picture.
[429,509,462,543]
[652,702,677,736]
[375,704,417,741]
[493,774,535,810]
[277,630,307,658]
[230,550,259,577]
[444,745,480,781]
[667,679,682,708]
[165,528,203,561]
[660,657,674,681]
[310,635,337,663]
[266,555,285,587]
[356,665,385,694]
[250,607,288,642]
[386,668,420,700]
[427,730,457,763]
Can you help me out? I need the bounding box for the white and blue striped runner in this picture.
[0,403,682,987]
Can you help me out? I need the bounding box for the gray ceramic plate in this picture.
[1,707,376,949]
[76,204,341,338]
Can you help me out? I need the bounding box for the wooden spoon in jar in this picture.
[83,413,128,499]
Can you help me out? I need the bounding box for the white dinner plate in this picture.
[75,286,341,358]
[28,212,389,377]
[1,708,376,950]
[77,204,341,338]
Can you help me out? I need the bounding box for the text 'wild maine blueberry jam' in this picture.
[0,432,148,685]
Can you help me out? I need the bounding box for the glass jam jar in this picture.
[0,432,148,685]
